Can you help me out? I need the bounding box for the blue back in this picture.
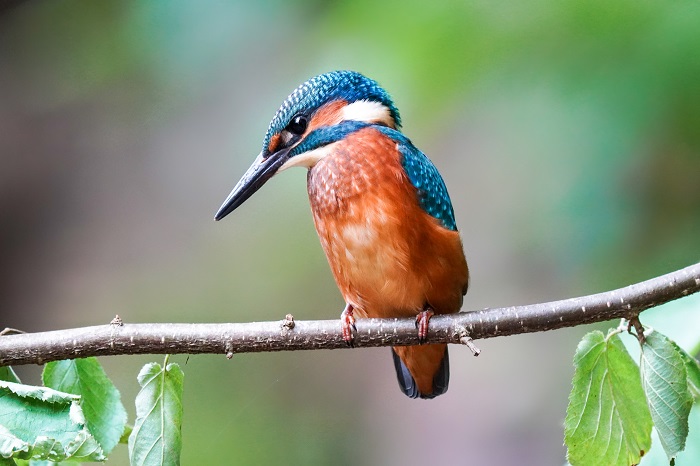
[377,127,458,231]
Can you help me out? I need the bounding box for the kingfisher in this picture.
[215,71,469,399]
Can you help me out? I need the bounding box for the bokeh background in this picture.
[1,1,699,464]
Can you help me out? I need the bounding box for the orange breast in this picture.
[307,127,468,319]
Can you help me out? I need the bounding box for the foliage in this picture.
[565,325,700,466]
[565,330,652,466]
[43,358,128,455]
[0,368,20,385]
[0,357,182,466]
[640,331,693,459]
[0,380,104,463]
[128,357,184,466]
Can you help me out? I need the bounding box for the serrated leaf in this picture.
[128,361,184,466]
[565,330,653,466]
[669,342,700,400]
[0,368,20,384]
[640,403,700,465]
[0,425,28,459]
[0,381,104,462]
[42,358,127,455]
[640,330,693,460]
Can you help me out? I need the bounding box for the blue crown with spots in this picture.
[262,71,402,153]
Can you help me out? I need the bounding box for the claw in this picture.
[340,304,356,347]
[415,307,434,343]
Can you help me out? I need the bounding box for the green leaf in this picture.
[0,381,104,462]
[0,425,28,459]
[128,359,184,466]
[42,358,127,455]
[640,403,700,465]
[119,424,133,445]
[640,330,693,460]
[0,368,20,384]
[670,342,700,400]
[0,456,18,465]
[565,330,653,466]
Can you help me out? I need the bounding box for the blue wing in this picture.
[377,127,457,231]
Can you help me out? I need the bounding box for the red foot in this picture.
[415,308,434,343]
[340,304,356,346]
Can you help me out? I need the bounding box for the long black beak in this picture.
[214,148,290,220]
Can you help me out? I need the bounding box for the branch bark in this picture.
[1,263,699,367]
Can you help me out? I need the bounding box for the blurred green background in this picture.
[1,0,699,464]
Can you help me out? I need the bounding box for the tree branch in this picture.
[1,263,699,367]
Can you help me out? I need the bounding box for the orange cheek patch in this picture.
[267,133,281,155]
[308,100,347,132]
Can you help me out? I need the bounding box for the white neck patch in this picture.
[342,100,395,127]
[279,142,338,171]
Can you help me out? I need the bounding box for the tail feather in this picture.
[391,345,449,399]
[392,348,420,398]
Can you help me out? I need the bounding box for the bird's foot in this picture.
[415,308,434,343]
[340,304,356,347]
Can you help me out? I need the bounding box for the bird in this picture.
[215,71,469,399]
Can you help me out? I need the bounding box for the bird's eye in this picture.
[286,115,308,135]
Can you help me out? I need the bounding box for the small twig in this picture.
[456,327,481,356]
[461,336,481,357]
[281,314,295,330]
[109,315,124,327]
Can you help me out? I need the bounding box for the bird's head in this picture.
[215,70,401,220]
